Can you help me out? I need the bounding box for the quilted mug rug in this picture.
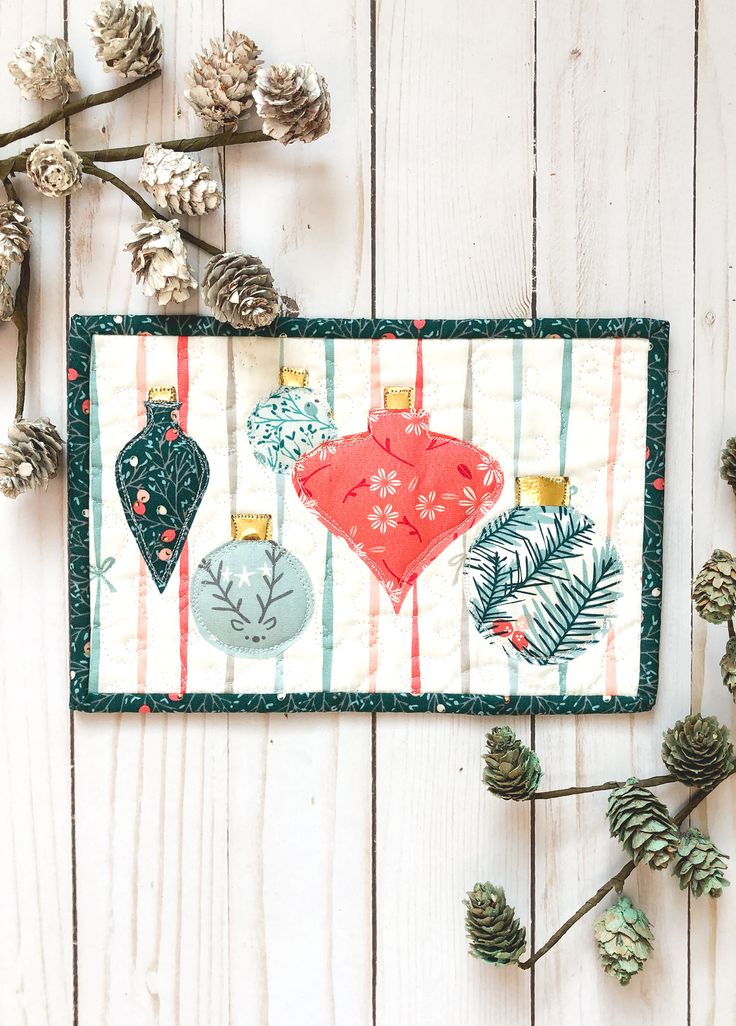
[67,316,668,714]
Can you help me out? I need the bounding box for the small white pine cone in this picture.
[0,417,63,498]
[125,217,197,305]
[8,35,80,102]
[202,252,280,329]
[88,0,163,78]
[139,144,222,216]
[184,30,262,132]
[27,139,83,198]
[254,63,331,145]
[0,201,32,265]
[0,280,14,321]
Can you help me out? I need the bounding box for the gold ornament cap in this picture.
[279,367,309,388]
[515,475,571,507]
[231,513,273,541]
[383,386,414,410]
[148,385,177,402]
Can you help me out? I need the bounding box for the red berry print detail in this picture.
[491,621,514,638]
[168,692,183,702]
[158,547,173,561]
[132,500,146,516]
[645,447,650,460]
[510,630,529,652]
[382,332,396,339]
[161,528,176,543]
[164,427,179,442]
[82,398,91,414]
[413,318,426,330]
[67,368,78,381]
[139,704,151,714]
[137,489,150,503]
[652,477,665,491]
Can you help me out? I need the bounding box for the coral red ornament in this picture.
[293,404,503,611]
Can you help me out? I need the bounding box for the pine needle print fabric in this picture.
[67,317,667,715]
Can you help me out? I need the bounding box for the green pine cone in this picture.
[482,726,542,801]
[672,827,730,898]
[692,549,736,624]
[607,778,678,869]
[720,437,736,492]
[661,714,735,791]
[720,637,736,698]
[464,882,527,965]
[594,895,654,986]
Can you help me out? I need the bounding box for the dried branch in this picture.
[534,773,676,800]
[77,127,270,163]
[0,70,161,149]
[12,249,31,420]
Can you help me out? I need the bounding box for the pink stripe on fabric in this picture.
[176,336,190,698]
[605,337,623,697]
[136,335,148,693]
[411,338,424,694]
[368,339,382,691]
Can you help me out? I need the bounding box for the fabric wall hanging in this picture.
[68,315,668,714]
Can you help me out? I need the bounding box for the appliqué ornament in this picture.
[247,366,337,474]
[115,386,209,592]
[190,513,314,658]
[463,476,623,665]
[293,387,504,611]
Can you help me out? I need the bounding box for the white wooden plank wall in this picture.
[0,0,732,1023]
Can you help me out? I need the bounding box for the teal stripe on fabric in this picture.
[274,474,286,695]
[508,337,524,696]
[322,339,335,691]
[558,663,568,696]
[88,341,103,694]
[559,337,573,475]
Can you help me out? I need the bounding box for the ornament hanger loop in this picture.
[148,385,177,403]
[383,386,414,410]
[279,367,309,388]
[231,513,273,541]
[515,475,571,507]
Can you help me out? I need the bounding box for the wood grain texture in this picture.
[1,0,734,1023]
[533,1,695,1022]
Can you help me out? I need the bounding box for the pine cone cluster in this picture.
[594,896,654,986]
[661,714,735,791]
[9,35,80,102]
[139,144,222,216]
[185,31,261,132]
[720,437,736,493]
[26,139,83,199]
[721,637,736,697]
[672,827,730,898]
[202,252,280,329]
[692,549,736,624]
[0,201,32,268]
[464,883,526,965]
[89,0,163,78]
[482,726,541,801]
[254,63,331,145]
[125,218,197,305]
[607,778,678,869]
[0,418,63,498]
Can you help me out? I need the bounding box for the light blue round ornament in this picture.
[246,371,337,475]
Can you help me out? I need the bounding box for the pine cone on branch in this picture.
[27,139,83,199]
[254,63,331,144]
[139,144,222,216]
[720,637,736,698]
[0,418,63,498]
[9,35,80,102]
[463,882,526,965]
[594,896,653,986]
[88,0,163,78]
[692,549,736,624]
[0,201,32,266]
[185,31,261,132]
[661,714,735,791]
[720,437,736,493]
[607,778,678,869]
[672,828,730,898]
[202,252,280,329]
[482,726,541,801]
[125,218,197,306]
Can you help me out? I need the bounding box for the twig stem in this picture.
[534,773,676,800]
[728,618,735,640]
[0,70,162,149]
[77,128,270,163]
[81,162,222,256]
[12,250,31,420]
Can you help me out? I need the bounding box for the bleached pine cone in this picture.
[139,144,222,216]
[8,35,80,102]
[0,202,32,266]
[125,218,197,305]
[88,0,163,78]
[254,63,331,145]
[26,139,83,198]
[0,280,14,321]
[202,252,280,329]
[184,30,261,132]
[0,417,63,499]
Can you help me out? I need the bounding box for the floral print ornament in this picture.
[115,386,210,592]
[190,514,314,658]
[293,391,504,611]
[463,476,623,664]
[247,366,337,474]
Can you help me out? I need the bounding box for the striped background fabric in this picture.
[88,331,648,701]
